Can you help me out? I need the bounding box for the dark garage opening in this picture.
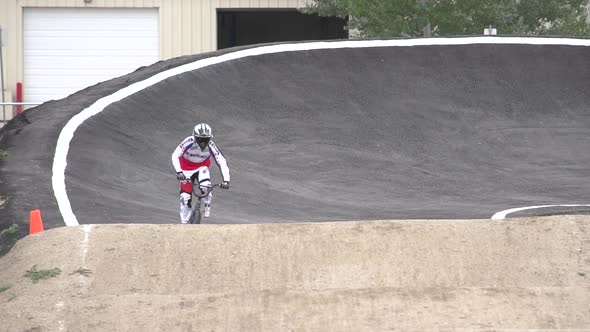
[217,10,348,50]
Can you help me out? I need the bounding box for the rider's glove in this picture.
[176,172,186,181]
[220,181,230,189]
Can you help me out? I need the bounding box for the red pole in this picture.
[16,82,23,113]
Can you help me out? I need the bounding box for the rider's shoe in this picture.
[204,204,211,218]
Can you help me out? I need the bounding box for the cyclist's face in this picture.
[195,137,210,149]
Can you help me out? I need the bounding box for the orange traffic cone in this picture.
[29,209,44,234]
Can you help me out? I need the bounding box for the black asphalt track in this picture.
[1,40,590,250]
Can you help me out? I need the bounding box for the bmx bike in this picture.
[188,182,221,224]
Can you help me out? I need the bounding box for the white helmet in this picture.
[193,123,213,138]
[193,123,213,150]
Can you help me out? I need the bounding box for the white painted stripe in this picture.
[52,37,590,226]
[491,205,590,220]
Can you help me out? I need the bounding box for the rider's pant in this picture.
[179,166,212,223]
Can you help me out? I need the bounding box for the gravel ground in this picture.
[0,215,588,331]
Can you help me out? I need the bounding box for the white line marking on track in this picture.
[51,37,590,226]
[491,204,590,220]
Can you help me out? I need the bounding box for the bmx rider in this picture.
[171,123,230,223]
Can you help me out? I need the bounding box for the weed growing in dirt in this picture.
[70,267,92,277]
[24,265,61,283]
[0,150,8,160]
[7,293,16,302]
[0,285,11,293]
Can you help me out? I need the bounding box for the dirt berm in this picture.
[1,216,589,331]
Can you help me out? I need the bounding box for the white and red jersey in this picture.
[171,136,230,182]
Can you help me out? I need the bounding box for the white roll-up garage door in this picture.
[24,8,159,105]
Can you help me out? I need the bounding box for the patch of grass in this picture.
[0,149,8,160]
[24,265,61,283]
[70,267,92,277]
[0,224,18,238]
[0,285,11,293]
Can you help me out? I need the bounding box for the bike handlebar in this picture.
[192,183,221,199]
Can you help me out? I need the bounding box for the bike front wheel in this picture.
[189,201,202,224]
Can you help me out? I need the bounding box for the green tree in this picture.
[302,0,590,37]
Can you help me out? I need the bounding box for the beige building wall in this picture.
[0,0,309,114]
